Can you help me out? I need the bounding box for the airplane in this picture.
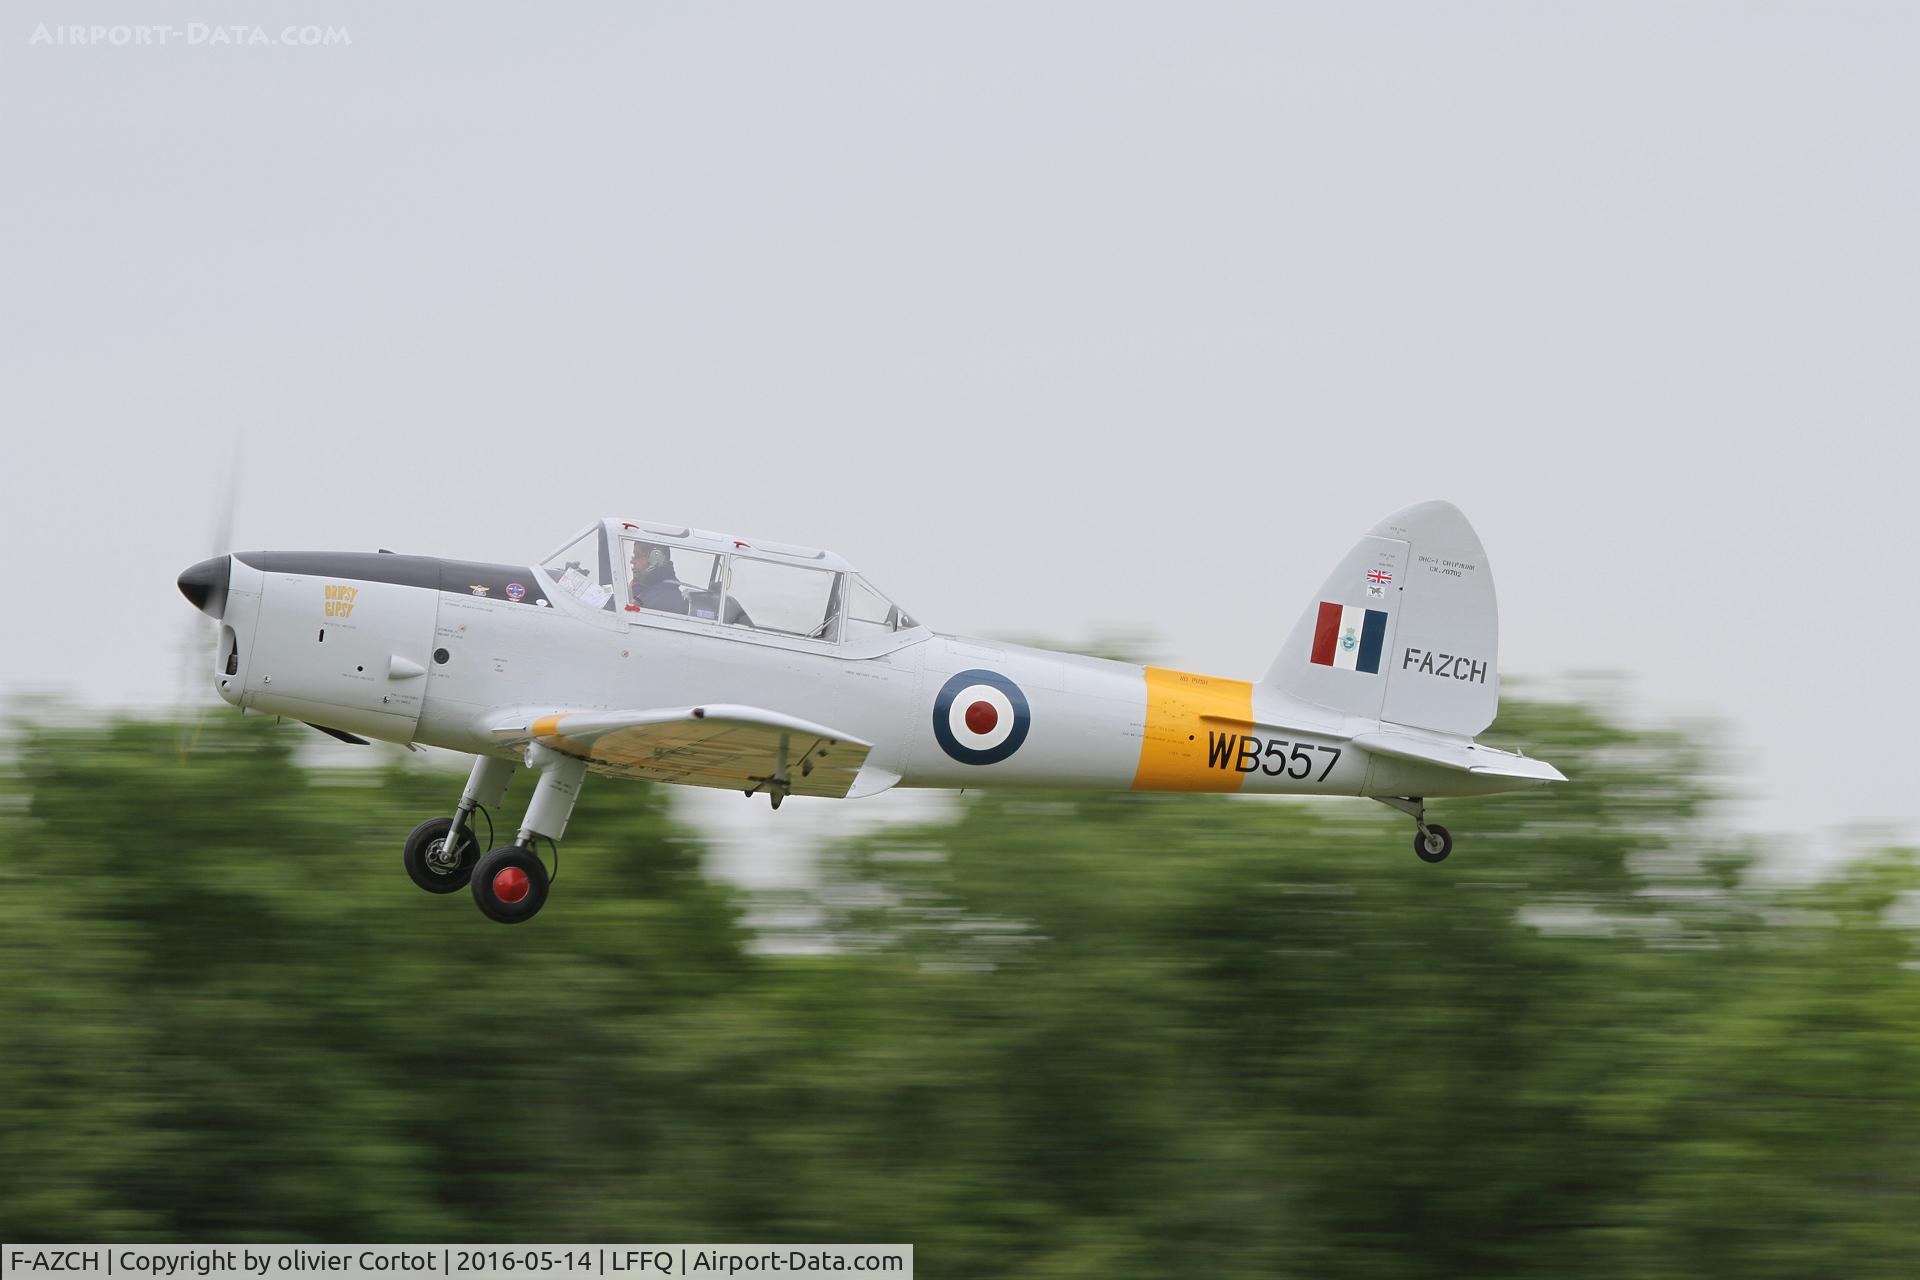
[177,500,1564,924]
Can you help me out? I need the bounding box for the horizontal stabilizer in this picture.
[490,704,873,798]
[1352,729,1566,783]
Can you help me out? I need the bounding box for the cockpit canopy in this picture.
[538,519,920,643]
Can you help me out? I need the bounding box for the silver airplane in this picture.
[177,500,1564,924]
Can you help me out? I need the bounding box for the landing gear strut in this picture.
[402,754,517,892]
[1375,797,1453,864]
[401,750,583,923]
[469,742,586,925]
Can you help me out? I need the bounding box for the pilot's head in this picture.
[631,542,673,580]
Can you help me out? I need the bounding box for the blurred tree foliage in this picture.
[1,698,1916,1277]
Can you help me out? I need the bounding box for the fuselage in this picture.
[182,546,1538,802]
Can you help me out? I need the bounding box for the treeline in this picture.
[2,698,1917,1278]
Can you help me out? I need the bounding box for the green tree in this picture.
[1,696,1916,1278]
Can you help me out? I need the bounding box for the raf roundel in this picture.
[932,669,1031,766]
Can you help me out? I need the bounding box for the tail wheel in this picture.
[1414,823,1453,864]
[403,817,480,893]
[471,846,551,924]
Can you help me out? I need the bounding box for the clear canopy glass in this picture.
[539,522,919,641]
[540,529,614,610]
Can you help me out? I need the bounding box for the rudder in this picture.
[1264,500,1499,737]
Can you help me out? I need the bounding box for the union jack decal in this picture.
[1366,569,1393,585]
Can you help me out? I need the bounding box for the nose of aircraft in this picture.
[177,555,231,619]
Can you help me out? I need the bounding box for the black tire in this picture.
[403,817,480,893]
[471,845,550,924]
[1414,823,1453,864]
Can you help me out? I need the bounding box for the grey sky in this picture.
[2,2,1915,856]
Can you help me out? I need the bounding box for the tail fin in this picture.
[1264,500,1499,737]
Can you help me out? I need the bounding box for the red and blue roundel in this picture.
[932,669,1031,766]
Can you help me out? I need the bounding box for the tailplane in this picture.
[1264,500,1499,737]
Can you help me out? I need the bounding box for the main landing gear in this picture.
[1375,797,1453,864]
[401,745,587,924]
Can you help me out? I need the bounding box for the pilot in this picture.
[629,543,689,614]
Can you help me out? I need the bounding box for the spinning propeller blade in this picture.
[173,444,242,758]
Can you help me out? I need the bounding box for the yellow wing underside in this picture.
[491,705,874,799]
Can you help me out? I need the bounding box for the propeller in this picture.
[172,445,241,759]
[170,449,384,756]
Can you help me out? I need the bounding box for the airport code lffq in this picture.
[2,1247,911,1280]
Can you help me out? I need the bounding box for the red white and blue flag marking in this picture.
[1310,603,1388,674]
[1366,569,1392,585]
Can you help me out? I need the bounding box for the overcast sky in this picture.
[2,2,1914,862]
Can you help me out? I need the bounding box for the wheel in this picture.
[1414,823,1453,864]
[403,817,480,893]
[471,845,550,924]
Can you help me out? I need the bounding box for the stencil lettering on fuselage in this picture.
[1132,667,1254,793]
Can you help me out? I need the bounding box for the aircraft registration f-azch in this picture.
[177,501,1564,924]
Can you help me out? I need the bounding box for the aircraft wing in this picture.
[489,705,873,798]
